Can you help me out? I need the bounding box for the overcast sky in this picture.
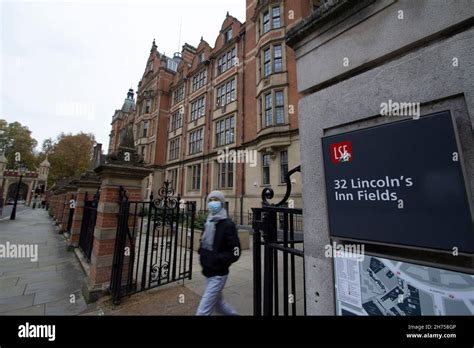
[0,0,245,152]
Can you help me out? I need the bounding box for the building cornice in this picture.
[286,0,373,48]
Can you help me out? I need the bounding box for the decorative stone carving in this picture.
[105,125,144,167]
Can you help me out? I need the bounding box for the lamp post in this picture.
[10,164,27,220]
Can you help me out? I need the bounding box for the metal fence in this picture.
[252,165,306,316]
[66,194,75,233]
[110,181,196,305]
[78,189,99,262]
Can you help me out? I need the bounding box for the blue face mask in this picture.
[208,201,222,215]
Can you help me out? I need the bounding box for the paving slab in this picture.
[0,209,93,315]
[98,284,201,315]
[33,284,83,306]
[0,284,26,299]
[3,304,45,315]
[44,290,88,315]
[0,293,35,313]
[0,277,19,289]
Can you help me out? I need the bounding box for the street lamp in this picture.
[10,164,27,220]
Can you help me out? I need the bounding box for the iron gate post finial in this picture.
[261,165,301,207]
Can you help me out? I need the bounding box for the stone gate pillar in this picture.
[83,142,151,302]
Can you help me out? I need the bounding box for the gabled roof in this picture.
[211,13,244,57]
[188,38,211,75]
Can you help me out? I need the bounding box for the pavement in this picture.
[0,204,30,221]
[94,240,256,316]
[96,239,305,316]
[0,207,94,315]
[0,207,304,316]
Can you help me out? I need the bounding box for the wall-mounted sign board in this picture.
[322,111,474,253]
[334,254,474,315]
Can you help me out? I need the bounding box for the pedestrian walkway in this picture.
[0,204,29,221]
[0,208,92,315]
[96,243,255,316]
[95,238,304,316]
[0,209,300,316]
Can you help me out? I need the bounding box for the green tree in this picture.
[35,138,54,165]
[0,119,38,169]
[41,138,55,154]
[47,132,96,186]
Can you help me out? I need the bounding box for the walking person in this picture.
[196,191,241,316]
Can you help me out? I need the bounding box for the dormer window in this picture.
[198,52,205,63]
[225,28,233,43]
[167,59,178,72]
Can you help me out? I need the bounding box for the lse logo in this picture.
[330,141,352,164]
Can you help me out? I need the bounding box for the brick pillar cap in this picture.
[95,163,153,180]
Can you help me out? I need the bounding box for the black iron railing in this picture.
[252,165,306,316]
[66,193,75,233]
[110,180,196,305]
[78,188,99,262]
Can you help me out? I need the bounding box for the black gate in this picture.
[66,194,75,233]
[79,188,100,262]
[110,181,196,305]
[252,165,306,316]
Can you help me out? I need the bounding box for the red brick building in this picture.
[109,0,314,221]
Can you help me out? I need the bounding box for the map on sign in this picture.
[334,255,474,316]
